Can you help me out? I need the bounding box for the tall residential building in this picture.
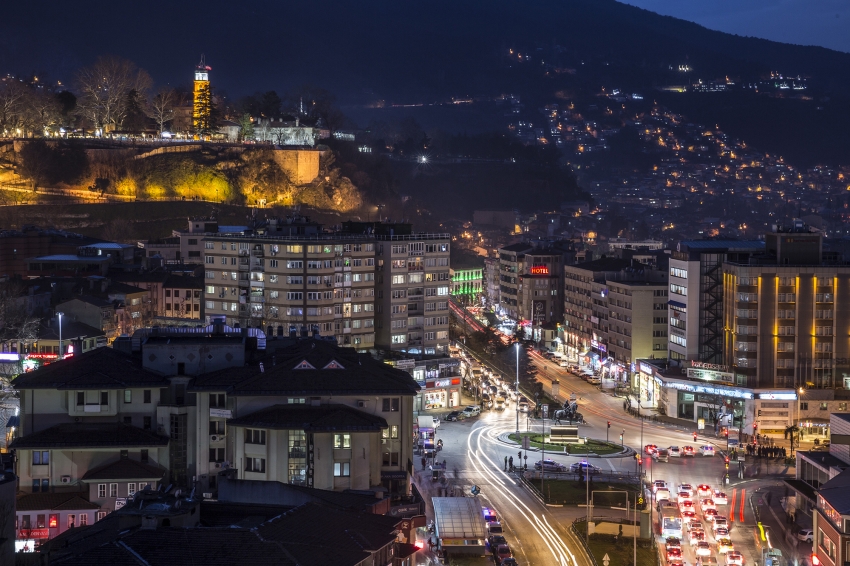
[374,229,451,356]
[667,240,764,363]
[497,241,572,323]
[564,258,668,377]
[201,220,450,354]
[722,225,850,390]
[483,256,501,308]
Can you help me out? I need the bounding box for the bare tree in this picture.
[0,279,41,383]
[75,56,152,132]
[23,90,61,136]
[0,81,27,135]
[148,87,176,136]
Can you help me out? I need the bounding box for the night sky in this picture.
[619,0,850,54]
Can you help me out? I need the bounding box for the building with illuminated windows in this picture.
[722,224,850,392]
[449,251,484,304]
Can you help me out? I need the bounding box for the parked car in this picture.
[445,411,465,421]
[534,459,567,472]
[462,406,481,417]
[487,535,507,551]
[495,544,513,564]
[797,529,814,543]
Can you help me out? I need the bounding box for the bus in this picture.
[660,505,683,538]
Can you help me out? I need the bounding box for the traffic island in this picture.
[572,520,657,566]
[507,432,625,455]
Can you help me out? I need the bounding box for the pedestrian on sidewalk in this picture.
[504,456,508,470]
[422,457,426,470]
[509,456,514,471]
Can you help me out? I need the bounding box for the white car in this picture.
[713,517,728,532]
[700,499,716,513]
[653,480,669,493]
[695,541,712,557]
[668,446,681,457]
[713,491,728,505]
[678,484,695,497]
[700,445,716,457]
[678,492,693,505]
[725,551,744,566]
[697,484,713,498]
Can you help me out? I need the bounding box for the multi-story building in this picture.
[498,241,573,323]
[139,217,251,265]
[722,225,850,390]
[667,240,764,363]
[375,230,451,355]
[498,243,534,320]
[11,330,420,518]
[483,256,501,308]
[563,258,668,380]
[450,251,484,305]
[201,220,450,355]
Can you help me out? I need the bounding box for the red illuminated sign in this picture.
[529,266,549,275]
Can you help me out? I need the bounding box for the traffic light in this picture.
[725,462,729,470]
[607,421,611,429]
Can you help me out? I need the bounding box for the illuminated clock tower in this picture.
[192,55,212,138]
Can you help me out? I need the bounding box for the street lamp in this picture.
[515,342,520,435]
[57,312,63,359]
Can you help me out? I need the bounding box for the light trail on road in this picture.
[465,422,585,566]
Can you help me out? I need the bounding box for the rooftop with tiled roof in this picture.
[190,338,420,396]
[17,492,99,511]
[228,404,388,432]
[81,458,167,482]
[12,347,168,390]
[10,423,169,449]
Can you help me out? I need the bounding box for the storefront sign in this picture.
[530,266,549,275]
[210,408,232,419]
[381,470,409,480]
[433,379,452,388]
[395,359,416,370]
[22,529,49,539]
[698,418,705,430]
[439,360,460,368]
[758,392,797,400]
[663,379,753,399]
[115,498,127,510]
[691,361,729,372]
[389,503,422,517]
[686,368,734,383]
[590,340,607,353]
[639,362,653,375]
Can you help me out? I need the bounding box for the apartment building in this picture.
[667,240,764,363]
[564,258,667,378]
[722,225,850,390]
[498,243,533,319]
[201,220,450,354]
[375,231,451,355]
[11,333,420,515]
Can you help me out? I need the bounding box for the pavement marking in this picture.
[739,488,746,523]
